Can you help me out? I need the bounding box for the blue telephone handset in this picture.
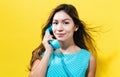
[46,25,60,49]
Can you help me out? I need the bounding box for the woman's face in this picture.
[52,11,78,42]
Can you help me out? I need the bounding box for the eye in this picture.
[52,21,58,25]
[63,21,69,24]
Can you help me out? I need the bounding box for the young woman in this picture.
[29,4,96,77]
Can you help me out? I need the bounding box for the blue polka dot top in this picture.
[42,49,91,77]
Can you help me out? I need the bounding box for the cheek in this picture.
[52,27,54,31]
[52,27,56,35]
[52,30,55,36]
[52,25,55,31]
[66,28,75,36]
[66,28,74,33]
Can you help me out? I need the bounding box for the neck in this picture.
[59,39,75,49]
[58,41,80,54]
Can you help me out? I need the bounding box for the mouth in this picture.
[56,33,65,37]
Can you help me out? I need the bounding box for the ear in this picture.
[74,25,79,31]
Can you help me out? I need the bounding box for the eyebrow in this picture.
[53,18,71,21]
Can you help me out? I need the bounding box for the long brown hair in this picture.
[29,4,97,71]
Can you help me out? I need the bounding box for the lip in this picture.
[56,33,65,37]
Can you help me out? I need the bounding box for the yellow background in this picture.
[0,0,120,77]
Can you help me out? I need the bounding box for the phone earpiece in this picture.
[46,25,60,49]
[46,26,52,34]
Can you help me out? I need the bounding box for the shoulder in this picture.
[31,55,42,71]
[82,49,96,69]
[31,59,41,71]
[80,49,91,57]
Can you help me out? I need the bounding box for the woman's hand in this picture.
[42,33,53,54]
[29,33,54,77]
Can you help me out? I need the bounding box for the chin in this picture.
[55,36,66,41]
[57,38,66,42]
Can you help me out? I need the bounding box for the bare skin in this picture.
[29,11,96,77]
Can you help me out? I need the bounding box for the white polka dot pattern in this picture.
[42,49,91,77]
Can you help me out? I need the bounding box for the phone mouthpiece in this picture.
[49,40,60,49]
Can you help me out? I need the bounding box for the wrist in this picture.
[44,50,53,55]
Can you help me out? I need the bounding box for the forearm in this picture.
[29,50,52,77]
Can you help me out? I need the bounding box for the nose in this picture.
[57,23,63,31]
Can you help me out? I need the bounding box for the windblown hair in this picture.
[29,4,97,71]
